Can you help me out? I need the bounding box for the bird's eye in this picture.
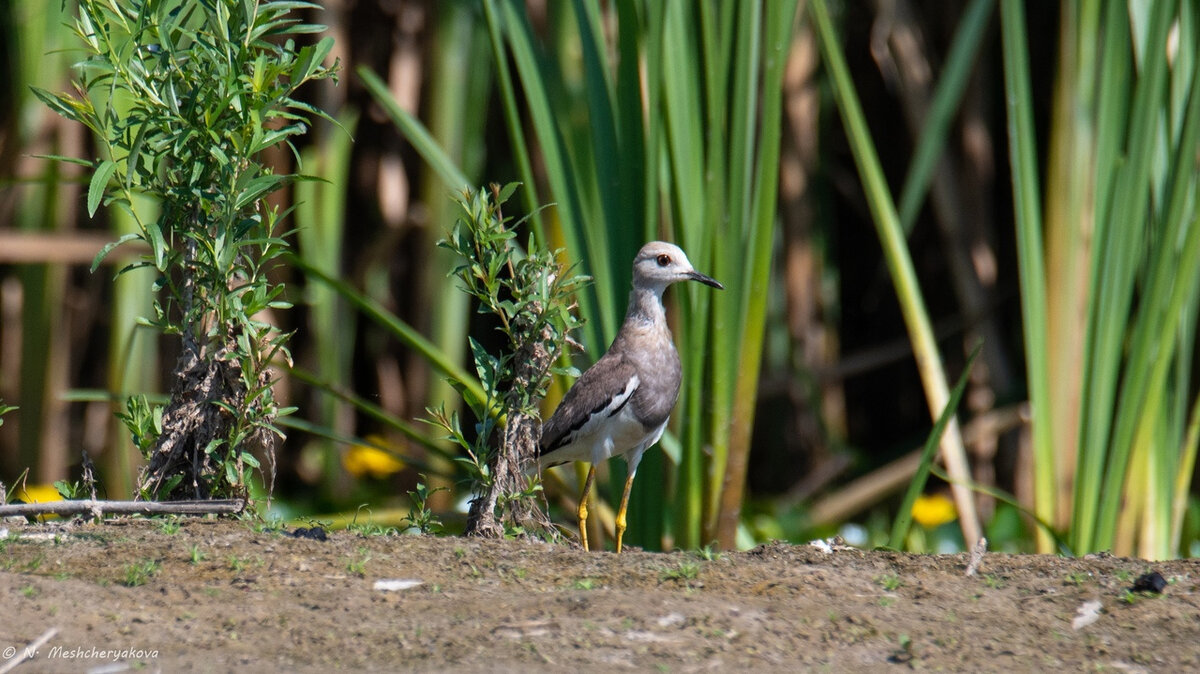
[656,254,671,267]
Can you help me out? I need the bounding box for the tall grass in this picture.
[411,1,494,511]
[809,0,982,547]
[468,0,799,550]
[1003,0,1200,558]
[295,112,357,502]
[288,2,493,511]
[106,195,160,496]
[7,0,81,482]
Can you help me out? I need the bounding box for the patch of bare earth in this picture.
[1,519,1198,672]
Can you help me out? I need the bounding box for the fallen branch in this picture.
[0,499,244,519]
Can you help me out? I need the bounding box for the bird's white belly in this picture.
[551,404,652,466]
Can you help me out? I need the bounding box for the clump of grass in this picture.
[122,559,161,587]
[348,505,400,537]
[877,574,904,591]
[23,555,45,573]
[1065,571,1093,586]
[247,517,287,536]
[889,633,917,665]
[188,545,206,565]
[572,577,600,591]
[349,521,399,537]
[694,545,724,562]
[660,561,702,583]
[346,548,372,577]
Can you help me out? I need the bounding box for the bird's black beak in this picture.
[688,271,724,290]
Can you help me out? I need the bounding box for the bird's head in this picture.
[632,241,724,292]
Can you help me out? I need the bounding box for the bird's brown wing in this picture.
[539,353,640,459]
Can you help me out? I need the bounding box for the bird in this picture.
[538,241,723,553]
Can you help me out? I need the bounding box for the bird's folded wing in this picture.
[540,356,640,456]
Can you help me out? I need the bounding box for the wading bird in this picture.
[539,241,723,552]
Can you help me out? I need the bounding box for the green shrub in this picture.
[36,0,338,499]
[427,184,588,539]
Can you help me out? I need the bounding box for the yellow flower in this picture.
[342,437,405,479]
[16,484,63,503]
[911,493,956,528]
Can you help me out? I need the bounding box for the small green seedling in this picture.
[122,559,161,587]
[877,574,903,591]
[660,561,701,583]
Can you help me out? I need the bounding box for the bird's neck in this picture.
[624,285,667,327]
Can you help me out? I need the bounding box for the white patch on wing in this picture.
[566,374,639,444]
[541,374,642,466]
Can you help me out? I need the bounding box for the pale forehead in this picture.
[636,241,689,263]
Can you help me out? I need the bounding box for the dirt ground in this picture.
[0,518,1198,672]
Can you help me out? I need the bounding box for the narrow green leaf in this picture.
[146,222,168,272]
[30,87,87,126]
[292,256,488,410]
[235,174,288,210]
[291,35,334,85]
[889,344,982,550]
[491,0,614,348]
[91,232,143,273]
[356,66,469,191]
[999,0,1053,552]
[88,159,118,217]
[480,0,545,242]
[287,368,453,462]
[897,0,995,232]
[1089,0,1177,553]
[31,153,94,168]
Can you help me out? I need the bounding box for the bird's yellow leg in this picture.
[577,465,596,552]
[615,471,636,554]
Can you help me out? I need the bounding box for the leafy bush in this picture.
[427,184,588,539]
[35,0,338,499]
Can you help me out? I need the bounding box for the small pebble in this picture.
[374,579,422,591]
[808,538,833,554]
[1072,600,1103,630]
